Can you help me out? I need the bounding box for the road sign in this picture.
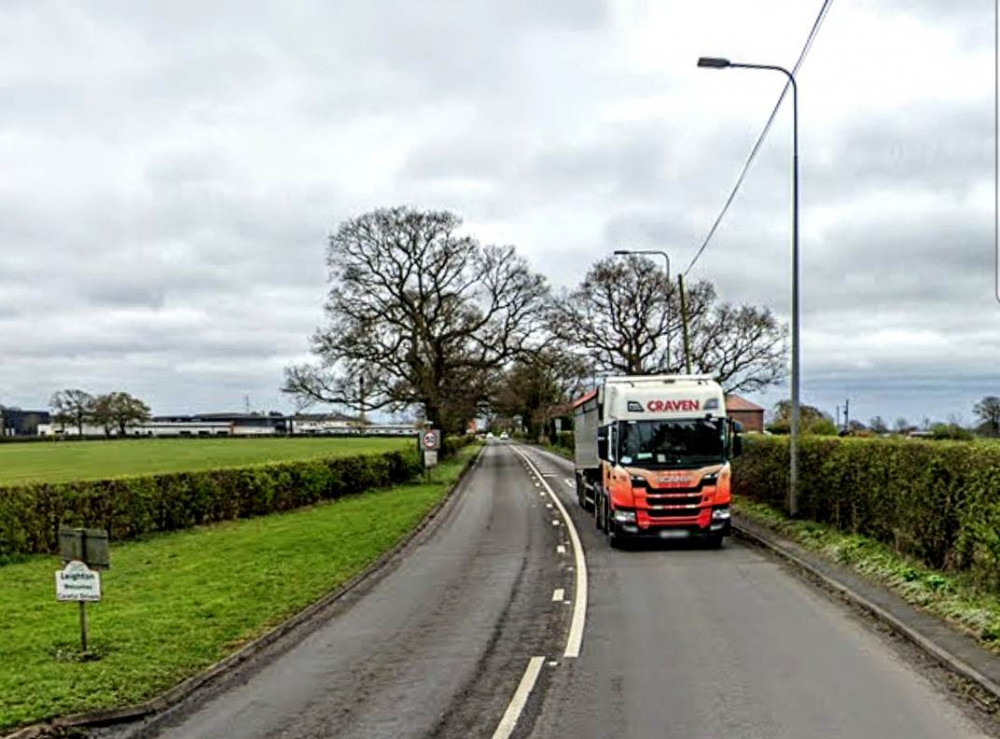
[58,527,110,570]
[421,429,441,451]
[56,561,101,602]
[423,450,439,468]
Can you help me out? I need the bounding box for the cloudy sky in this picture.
[0,0,994,425]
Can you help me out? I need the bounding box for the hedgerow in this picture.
[734,436,1000,590]
[0,449,422,558]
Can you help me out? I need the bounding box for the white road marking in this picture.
[492,656,545,739]
[513,446,589,659]
[552,588,565,601]
[557,544,566,554]
[563,478,574,488]
[546,503,553,509]
[552,520,560,526]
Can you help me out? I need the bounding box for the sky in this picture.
[0,0,994,426]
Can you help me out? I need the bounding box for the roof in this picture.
[572,389,598,409]
[725,394,765,412]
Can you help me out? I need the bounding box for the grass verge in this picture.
[734,496,1000,653]
[0,444,480,733]
[0,437,410,486]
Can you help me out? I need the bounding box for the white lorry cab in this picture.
[573,375,743,547]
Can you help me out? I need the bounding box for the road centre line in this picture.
[557,544,566,554]
[563,478,574,488]
[552,588,565,602]
[513,446,588,659]
[491,656,545,739]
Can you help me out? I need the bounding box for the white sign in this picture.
[56,561,101,602]
[423,450,439,467]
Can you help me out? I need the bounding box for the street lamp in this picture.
[698,55,801,517]
[614,249,673,371]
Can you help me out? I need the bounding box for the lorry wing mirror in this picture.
[597,426,609,461]
[733,434,743,458]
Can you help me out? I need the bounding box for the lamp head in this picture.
[697,57,731,69]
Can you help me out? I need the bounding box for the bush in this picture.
[734,436,1000,590]
[0,450,422,558]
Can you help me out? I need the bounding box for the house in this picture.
[725,394,765,433]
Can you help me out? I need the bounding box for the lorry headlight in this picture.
[613,509,637,524]
[629,476,648,489]
[701,473,718,485]
[711,506,731,521]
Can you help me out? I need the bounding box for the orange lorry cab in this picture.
[573,375,742,548]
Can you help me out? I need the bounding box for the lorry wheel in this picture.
[576,475,587,510]
[607,518,623,549]
[706,533,725,549]
[595,493,606,531]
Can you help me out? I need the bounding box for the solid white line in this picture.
[513,446,588,659]
[491,656,545,739]
[552,588,565,601]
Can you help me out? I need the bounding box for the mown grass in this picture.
[734,496,1000,652]
[0,437,410,486]
[0,444,480,732]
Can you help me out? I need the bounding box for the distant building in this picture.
[1,408,51,436]
[725,395,765,433]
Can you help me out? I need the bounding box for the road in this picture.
[115,442,993,739]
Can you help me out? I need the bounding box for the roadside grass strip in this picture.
[0,437,409,486]
[734,496,1000,653]
[0,445,480,733]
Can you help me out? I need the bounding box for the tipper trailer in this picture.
[573,375,743,547]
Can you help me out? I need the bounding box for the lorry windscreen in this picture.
[618,418,725,468]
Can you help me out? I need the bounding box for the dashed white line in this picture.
[491,656,546,739]
[552,588,565,602]
[557,544,566,554]
[513,446,588,659]
[563,478,574,488]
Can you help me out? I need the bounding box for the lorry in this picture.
[573,375,742,547]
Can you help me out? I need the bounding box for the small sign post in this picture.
[56,527,109,653]
[419,430,442,480]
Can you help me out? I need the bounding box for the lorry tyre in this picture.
[607,517,623,549]
[595,492,606,531]
[706,533,725,549]
[576,474,587,510]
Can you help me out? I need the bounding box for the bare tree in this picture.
[284,207,549,433]
[50,389,95,435]
[493,347,590,441]
[92,392,152,436]
[974,396,1000,437]
[549,255,786,393]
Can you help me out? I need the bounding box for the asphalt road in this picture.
[113,442,993,739]
[517,444,992,739]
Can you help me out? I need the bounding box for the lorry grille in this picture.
[645,506,703,518]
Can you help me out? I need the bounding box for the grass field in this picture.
[0,443,480,732]
[0,437,411,486]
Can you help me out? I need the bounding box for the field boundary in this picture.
[3,446,484,739]
[734,517,1000,706]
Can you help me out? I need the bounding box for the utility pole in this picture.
[678,274,693,374]
[359,377,367,426]
[836,405,841,429]
[844,398,850,432]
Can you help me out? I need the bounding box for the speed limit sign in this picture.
[421,430,441,451]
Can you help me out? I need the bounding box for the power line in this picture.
[684,0,835,276]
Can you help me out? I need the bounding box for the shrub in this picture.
[734,436,1000,589]
[0,450,422,558]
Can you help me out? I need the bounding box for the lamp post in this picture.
[697,55,801,517]
[614,249,673,371]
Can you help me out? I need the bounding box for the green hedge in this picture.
[734,436,1000,590]
[0,450,422,558]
